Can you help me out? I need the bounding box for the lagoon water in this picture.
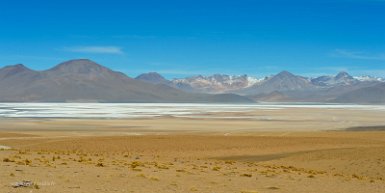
[1,103,385,119]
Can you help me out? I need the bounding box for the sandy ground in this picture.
[1,108,385,193]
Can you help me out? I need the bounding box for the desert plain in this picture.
[1,107,385,193]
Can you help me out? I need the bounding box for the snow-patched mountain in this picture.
[239,71,314,95]
[171,74,263,93]
[135,71,385,96]
[311,72,385,87]
[311,72,358,86]
[354,75,385,82]
[128,70,385,103]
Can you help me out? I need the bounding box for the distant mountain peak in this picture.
[336,71,352,79]
[2,63,29,71]
[54,59,100,67]
[311,71,357,87]
[137,72,163,78]
[135,72,170,85]
[48,59,105,73]
[279,70,291,74]
[251,70,312,92]
[0,64,34,78]
[272,71,303,81]
[276,70,295,77]
[10,63,26,68]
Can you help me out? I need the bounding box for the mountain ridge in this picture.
[0,59,252,103]
[1,59,384,103]
[134,71,384,104]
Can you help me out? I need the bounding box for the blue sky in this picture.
[0,0,384,79]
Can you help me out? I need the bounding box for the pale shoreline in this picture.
[2,103,385,119]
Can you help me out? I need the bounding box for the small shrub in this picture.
[3,158,13,162]
[240,173,252,177]
[150,176,160,181]
[25,159,32,165]
[96,162,104,167]
[33,183,40,189]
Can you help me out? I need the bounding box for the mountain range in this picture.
[0,59,251,103]
[136,70,385,104]
[1,59,384,103]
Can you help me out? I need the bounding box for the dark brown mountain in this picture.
[0,59,252,103]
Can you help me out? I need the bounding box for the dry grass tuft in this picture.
[3,158,14,162]
[96,162,105,167]
[212,166,221,171]
[240,173,252,177]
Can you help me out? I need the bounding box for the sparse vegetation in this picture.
[33,183,40,189]
[1,124,385,193]
[96,162,104,167]
[3,158,13,162]
[240,173,252,177]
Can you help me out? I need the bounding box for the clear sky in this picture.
[0,0,384,79]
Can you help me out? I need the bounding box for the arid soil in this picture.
[1,108,385,193]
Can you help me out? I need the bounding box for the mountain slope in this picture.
[333,83,385,104]
[0,59,252,103]
[249,91,288,102]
